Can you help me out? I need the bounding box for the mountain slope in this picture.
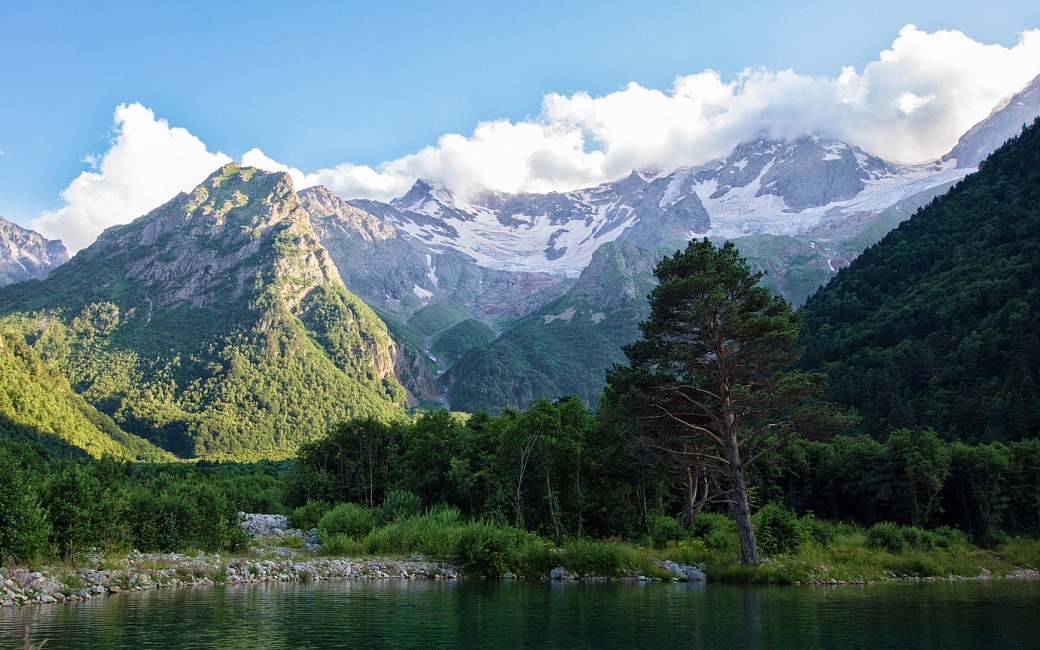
[0,216,68,286]
[944,73,1040,169]
[443,240,660,412]
[302,186,572,399]
[0,325,174,461]
[800,118,1040,442]
[0,164,405,460]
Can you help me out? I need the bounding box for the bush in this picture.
[867,522,906,552]
[798,512,838,546]
[289,500,331,531]
[322,533,365,556]
[373,490,422,527]
[649,514,684,548]
[563,538,627,577]
[754,503,804,556]
[454,523,518,576]
[689,513,739,553]
[317,503,374,541]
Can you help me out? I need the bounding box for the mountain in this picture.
[301,185,572,400]
[944,73,1040,169]
[800,117,1040,443]
[443,240,660,412]
[0,216,68,286]
[358,135,965,274]
[0,164,405,460]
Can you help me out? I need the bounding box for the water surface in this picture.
[2,578,1038,648]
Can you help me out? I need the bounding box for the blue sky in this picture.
[2,1,1039,249]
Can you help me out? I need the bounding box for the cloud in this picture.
[31,103,232,252]
[36,26,1040,251]
[278,24,1040,196]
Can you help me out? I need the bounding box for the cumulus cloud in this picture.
[36,26,1040,250]
[260,25,1040,199]
[31,103,231,252]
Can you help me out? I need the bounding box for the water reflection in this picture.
[2,579,1038,649]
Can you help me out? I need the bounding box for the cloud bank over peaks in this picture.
[255,25,1040,198]
[35,26,1040,252]
[32,103,232,252]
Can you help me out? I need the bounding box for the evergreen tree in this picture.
[604,239,844,564]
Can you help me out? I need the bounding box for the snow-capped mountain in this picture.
[346,134,972,275]
[350,171,709,276]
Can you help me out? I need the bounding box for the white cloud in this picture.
[283,25,1040,198]
[31,103,231,252]
[35,26,1040,251]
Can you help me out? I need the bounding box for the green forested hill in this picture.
[800,118,1040,442]
[0,326,174,461]
[0,164,405,460]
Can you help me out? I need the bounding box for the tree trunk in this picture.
[726,445,760,565]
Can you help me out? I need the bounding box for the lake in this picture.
[3,578,1038,648]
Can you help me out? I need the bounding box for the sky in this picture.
[2,1,1040,251]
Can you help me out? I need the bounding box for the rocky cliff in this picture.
[0,216,68,286]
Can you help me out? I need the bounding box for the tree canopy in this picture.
[604,238,843,564]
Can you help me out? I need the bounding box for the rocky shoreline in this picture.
[1,514,1034,608]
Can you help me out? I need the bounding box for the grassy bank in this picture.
[292,501,1040,583]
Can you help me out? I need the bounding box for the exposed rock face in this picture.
[944,73,1040,169]
[697,135,899,211]
[82,164,343,312]
[305,187,570,324]
[0,216,68,285]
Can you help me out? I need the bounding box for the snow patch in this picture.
[412,285,433,300]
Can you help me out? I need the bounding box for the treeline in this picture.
[4,401,1040,566]
[286,401,1040,547]
[0,437,286,562]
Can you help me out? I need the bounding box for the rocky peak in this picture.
[0,216,69,286]
[944,73,1040,168]
[298,186,396,244]
[74,163,342,310]
[700,134,898,211]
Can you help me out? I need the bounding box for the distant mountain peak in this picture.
[0,216,69,286]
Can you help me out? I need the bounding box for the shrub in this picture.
[317,503,373,541]
[322,533,365,556]
[373,490,422,527]
[454,523,517,576]
[754,503,804,556]
[564,538,627,577]
[689,513,739,553]
[649,514,684,548]
[289,500,331,531]
[798,512,838,546]
[867,522,906,552]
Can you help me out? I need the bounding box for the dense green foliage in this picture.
[0,326,173,461]
[446,241,658,413]
[603,238,844,564]
[290,400,643,542]
[800,118,1040,442]
[0,438,290,562]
